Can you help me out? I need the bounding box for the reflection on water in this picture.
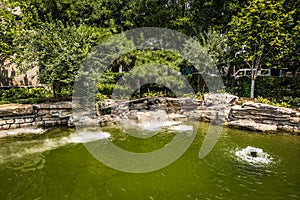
[7,154,46,172]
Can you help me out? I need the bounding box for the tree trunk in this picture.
[137,78,140,98]
[119,65,122,73]
[250,63,261,99]
[250,78,255,99]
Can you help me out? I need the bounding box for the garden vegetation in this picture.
[0,0,299,107]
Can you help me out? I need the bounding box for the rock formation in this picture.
[0,93,299,135]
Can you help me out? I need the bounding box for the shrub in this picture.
[0,87,52,104]
[282,96,300,108]
[225,76,300,100]
[254,96,291,108]
[95,93,108,101]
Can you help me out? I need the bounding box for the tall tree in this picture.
[227,0,296,99]
[14,21,112,97]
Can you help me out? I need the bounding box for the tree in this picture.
[197,29,228,67]
[14,21,112,97]
[281,0,300,75]
[189,0,248,34]
[0,1,31,64]
[227,0,296,99]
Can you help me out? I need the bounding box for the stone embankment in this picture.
[97,93,299,134]
[0,93,299,135]
[228,102,300,133]
[98,93,238,123]
[0,102,72,131]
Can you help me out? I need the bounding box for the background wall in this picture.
[0,60,38,87]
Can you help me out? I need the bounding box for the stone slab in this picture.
[0,104,33,117]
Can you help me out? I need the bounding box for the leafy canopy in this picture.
[228,0,296,69]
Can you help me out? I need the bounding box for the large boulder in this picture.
[203,93,239,107]
[201,93,239,122]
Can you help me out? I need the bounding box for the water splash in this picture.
[235,146,273,165]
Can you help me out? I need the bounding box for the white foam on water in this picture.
[119,119,182,132]
[168,125,193,132]
[0,130,110,164]
[137,121,182,131]
[0,128,46,138]
[235,146,273,165]
[163,121,183,127]
[138,121,164,131]
[75,131,111,143]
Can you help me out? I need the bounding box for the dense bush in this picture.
[282,96,300,108]
[254,96,290,108]
[0,87,52,104]
[96,83,116,96]
[225,76,300,100]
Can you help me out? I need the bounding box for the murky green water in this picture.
[0,122,299,199]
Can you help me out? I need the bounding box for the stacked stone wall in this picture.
[0,102,72,130]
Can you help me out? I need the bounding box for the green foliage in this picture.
[196,28,228,66]
[190,0,248,33]
[19,0,249,35]
[227,0,297,98]
[22,0,191,32]
[14,21,112,97]
[282,96,300,108]
[97,83,116,95]
[0,1,33,62]
[111,50,183,72]
[141,91,164,98]
[225,76,300,102]
[21,0,116,29]
[228,0,295,65]
[254,96,290,108]
[225,77,250,97]
[95,47,193,99]
[0,87,52,104]
[1,0,298,104]
[98,72,124,84]
[255,76,300,98]
[95,93,108,101]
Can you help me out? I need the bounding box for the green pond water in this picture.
[0,122,299,200]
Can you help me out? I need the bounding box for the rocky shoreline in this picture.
[94,94,300,134]
[0,93,299,137]
[228,102,300,133]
